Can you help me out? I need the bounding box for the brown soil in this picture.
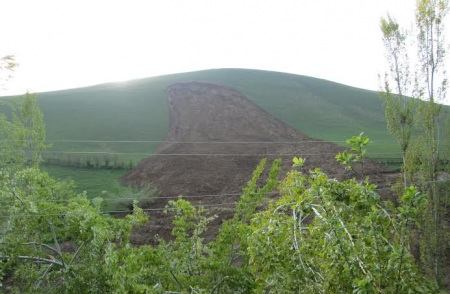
[122,82,395,245]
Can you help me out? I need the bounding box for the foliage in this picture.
[1,138,440,293]
[0,94,151,292]
[380,0,450,288]
[125,159,282,293]
[247,166,438,293]
[0,93,47,172]
[206,158,281,293]
[336,132,370,179]
[0,168,147,293]
[103,182,157,211]
[380,13,418,186]
[415,0,449,286]
[292,156,305,168]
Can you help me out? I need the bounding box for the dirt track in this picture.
[122,82,394,244]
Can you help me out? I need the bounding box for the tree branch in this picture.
[170,269,183,291]
[1,255,64,267]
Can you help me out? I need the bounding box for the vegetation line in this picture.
[39,151,404,156]
[1,178,449,218]
[2,177,448,206]
[0,202,244,218]
[44,139,450,143]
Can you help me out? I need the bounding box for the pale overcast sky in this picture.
[1,0,448,103]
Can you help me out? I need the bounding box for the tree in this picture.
[335,132,371,179]
[0,92,149,292]
[248,167,437,293]
[0,168,147,293]
[0,94,149,291]
[380,0,450,287]
[0,93,47,172]
[415,0,449,285]
[379,14,418,187]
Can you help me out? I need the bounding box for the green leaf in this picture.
[292,156,305,167]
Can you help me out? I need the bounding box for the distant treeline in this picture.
[43,155,409,171]
[373,158,403,164]
[374,157,449,172]
[43,154,135,170]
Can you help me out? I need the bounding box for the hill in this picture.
[1,68,415,198]
[19,68,400,165]
[121,82,393,244]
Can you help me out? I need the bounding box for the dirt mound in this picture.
[122,82,393,244]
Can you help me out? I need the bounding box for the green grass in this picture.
[42,165,157,211]
[41,165,131,211]
[41,164,126,195]
[37,79,171,164]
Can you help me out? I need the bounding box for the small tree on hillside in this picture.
[0,93,47,172]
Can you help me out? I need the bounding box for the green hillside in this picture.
[2,68,420,198]
[31,69,398,163]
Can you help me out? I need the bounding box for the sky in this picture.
[1,0,449,103]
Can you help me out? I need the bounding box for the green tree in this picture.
[247,167,438,293]
[245,137,439,293]
[139,159,281,293]
[381,0,449,287]
[415,0,449,285]
[379,15,418,187]
[0,93,47,172]
[141,153,439,293]
[0,91,150,292]
[207,158,281,293]
[0,168,147,293]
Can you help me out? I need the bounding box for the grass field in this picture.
[41,165,127,196]
[41,165,151,211]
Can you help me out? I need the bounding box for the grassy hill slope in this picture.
[32,68,396,164]
[2,68,418,200]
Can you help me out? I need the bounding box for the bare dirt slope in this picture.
[122,82,393,244]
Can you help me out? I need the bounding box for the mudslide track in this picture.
[122,82,392,244]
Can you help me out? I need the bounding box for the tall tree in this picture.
[381,0,449,287]
[380,15,418,187]
[415,0,449,285]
